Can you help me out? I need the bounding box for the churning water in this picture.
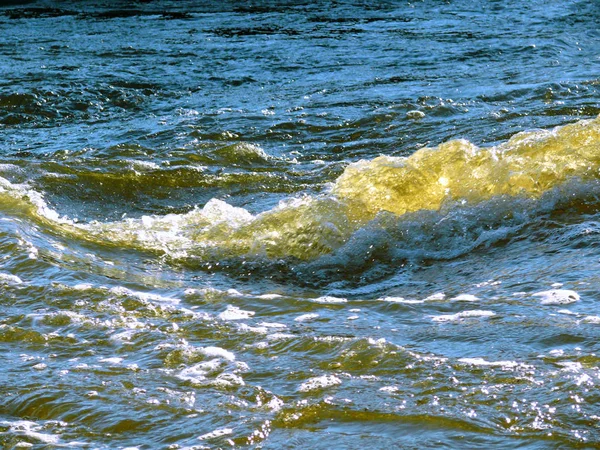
[1,1,600,448]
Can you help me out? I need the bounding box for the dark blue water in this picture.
[1,1,600,448]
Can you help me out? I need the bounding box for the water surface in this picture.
[1,1,600,448]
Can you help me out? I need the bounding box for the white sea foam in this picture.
[533,289,580,304]
[109,286,180,304]
[475,280,501,288]
[257,293,283,299]
[110,330,138,343]
[198,427,233,441]
[557,309,578,315]
[219,305,255,320]
[583,315,600,324]
[99,357,123,365]
[0,420,60,444]
[237,323,268,334]
[0,163,20,171]
[72,283,93,290]
[379,386,400,393]
[431,310,495,322]
[379,296,425,304]
[267,332,295,340]
[558,361,583,372]
[177,359,222,383]
[258,322,287,329]
[201,198,253,226]
[199,346,235,361]
[298,375,342,392]
[451,294,479,302]
[311,296,347,304]
[294,313,319,322]
[406,110,426,119]
[266,396,284,411]
[129,159,160,170]
[211,373,245,388]
[0,273,23,284]
[575,373,593,386]
[425,292,446,301]
[458,357,527,369]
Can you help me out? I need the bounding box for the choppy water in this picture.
[1,1,600,448]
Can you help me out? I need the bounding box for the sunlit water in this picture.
[1,1,600,448]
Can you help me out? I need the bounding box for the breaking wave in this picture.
[2,116,600,264]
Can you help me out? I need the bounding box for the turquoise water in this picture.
[1,1,600,448]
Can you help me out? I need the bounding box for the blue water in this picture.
[1,1,600,448]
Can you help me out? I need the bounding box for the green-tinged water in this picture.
[1,1,600,448]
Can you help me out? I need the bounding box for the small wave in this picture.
[1,116,600,269]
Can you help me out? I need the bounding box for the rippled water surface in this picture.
[1,1,600,448]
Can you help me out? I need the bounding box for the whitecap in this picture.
[201,198,253,227]
[451,294,479,302]
[458,357,524,369]
[298,375,342,392]
[294,313,319,322]
[379,386,400,393]
[0,420,60,444]
[198,428,233,441]
[267,333,295,340]
[257,293,283,299]
[583,315,600,324]
[533,289,580,304]
[212,373,245,388]
[98,357,124,365]
[237,323,268,334]
[431,310,495,322]
[199,346,235,362]
[0,273,23,284]
[379,296,425,304]
[109,286,180,304]
[177,359,222,383]
[425,292,446,301]
[218,305,255,320]
[258,322,287,329]
[311,296,347,304]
